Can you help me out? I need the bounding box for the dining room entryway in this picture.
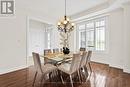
[27,18,55,66]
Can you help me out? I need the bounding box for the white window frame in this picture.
[44,27,52,49]
[77,16,108,52]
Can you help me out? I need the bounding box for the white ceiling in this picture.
[19,0,108,21]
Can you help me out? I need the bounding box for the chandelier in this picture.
[57,0,75,33]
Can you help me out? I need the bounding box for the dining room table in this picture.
[41,51,84,66]
[41,52,73,66]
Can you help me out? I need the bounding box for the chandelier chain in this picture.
[57,0,74,33]
[65,0,66,16]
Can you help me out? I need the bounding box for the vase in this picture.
[63,47,70,54]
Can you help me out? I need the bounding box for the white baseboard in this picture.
[124,68,130,73]
[0,65,28,75]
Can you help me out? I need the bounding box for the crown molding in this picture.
[71,2,110,20]
[71,0,130,22]
[122,1,130,7]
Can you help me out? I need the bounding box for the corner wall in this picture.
[0,4,54,74]
[123,3,130,73]
[0,10,27,74]
[72,3,130,73]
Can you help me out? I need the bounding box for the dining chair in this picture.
[32,52,57,87]
[80,47,86,51]
[53,48,59,53]
[78,51,92,82]
[44,49,52,55]
[80,51,88,68]
[60,48,63,52]
[80,47,86,56]
[79,51,88,82]
[85,51,92,80]
[58,53,82,87]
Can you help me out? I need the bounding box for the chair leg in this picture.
[69,75,74,87]
[49,72,52,82]
[77,70,81,83]
[80,68,84,82]
[59,71,64,84]
[40,74,45,87]
[32,71,38,87]
[85,63,92,82]
[88,62,92,74]
[83,66,89,82]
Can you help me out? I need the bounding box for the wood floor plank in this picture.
[0,62,130,87]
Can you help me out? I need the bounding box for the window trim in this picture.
[76,16,108,52]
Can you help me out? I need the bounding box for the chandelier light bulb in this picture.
[67,18,70,21]
[71,23,75,26]
[58,22,61,25]
[63,20,67,24]
[57,0,75,33]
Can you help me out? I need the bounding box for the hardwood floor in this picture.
[0,62,130,87]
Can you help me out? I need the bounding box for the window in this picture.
[44,27,52,49]
[79,25,86,48]
[78,17,106,51]
[47,32,51,49]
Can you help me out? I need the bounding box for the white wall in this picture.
[56,2,130,73]
[28,20,45,56]
[0,0,129,74]
[0,2,54,74]
[51,26,60,49]
[92,8,124,68]
[72,3,130,73]
[123,3,130,73]
[0,10,27,74]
